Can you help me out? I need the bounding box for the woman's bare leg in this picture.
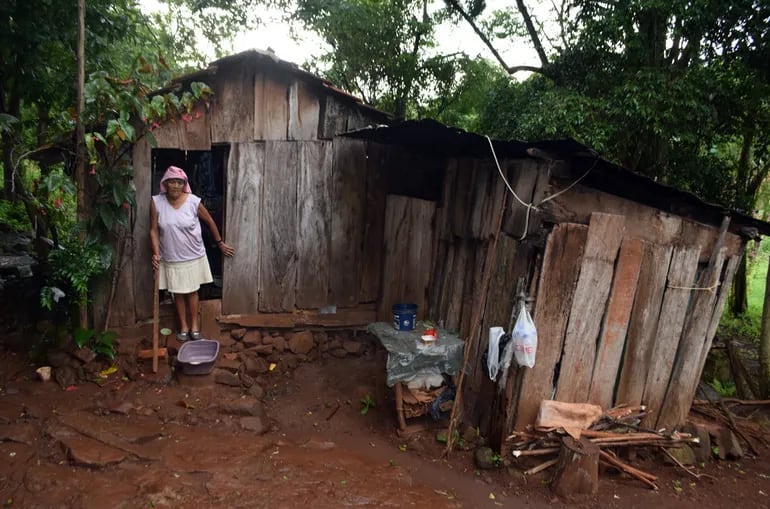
[173,293,188,333]
[186,291,200,332]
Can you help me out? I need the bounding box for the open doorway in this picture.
[151,146,229,300]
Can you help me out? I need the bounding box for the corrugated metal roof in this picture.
[344,119,770,237]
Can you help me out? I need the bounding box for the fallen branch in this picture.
[524,458,559,476]
[512,447,559,457]
[660,447,717,482]
[599,450,658,490]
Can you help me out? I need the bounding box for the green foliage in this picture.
[0,199,30,232]
[40,236,112,310]
[360,394,376,415]
[710,377,737,398]
[74,327,118,360]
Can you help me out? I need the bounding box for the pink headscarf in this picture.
[159,165,192,194]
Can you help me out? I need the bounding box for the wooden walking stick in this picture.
[152,266,159,373]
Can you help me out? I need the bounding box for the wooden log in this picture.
[512,447,560,457]
[514,223,588,430]
[550,436,600,500]
[556,213,625,403]
[587,237,643,408]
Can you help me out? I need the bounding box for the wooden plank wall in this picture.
[222,142,264,314]
[296,141,333,308]
[330,137,367,307]
[555,213,625,403]
[378,195,437,322]
[131,136,153,322]
[513,223,588,430]
[260,142,298,312]
[211,64,255,143]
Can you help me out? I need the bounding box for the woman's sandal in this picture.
[177,331,190,342]
[190,331,202,341]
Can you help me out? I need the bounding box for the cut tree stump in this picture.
[551,436,599,500]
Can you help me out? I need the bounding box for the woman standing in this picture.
[150,166,234,341]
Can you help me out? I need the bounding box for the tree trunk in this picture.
[76,0,88,328]
[760,253,770,398]
[730,254,748,316]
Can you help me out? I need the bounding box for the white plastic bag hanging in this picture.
[512,303,537,368]
[487,327,505,381]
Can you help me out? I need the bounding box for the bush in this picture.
[0,198,30,232]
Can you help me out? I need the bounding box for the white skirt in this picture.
[159,255,213,294]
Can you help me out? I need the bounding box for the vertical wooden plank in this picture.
[587,238,644,408]
[615,242,673,406]
[436,158,458,241]
[378,195,436,322]
[468,160,492,238]
[288,80,321,140]
[445,240,469,331]
[199,299,221,340]
[359,142,387,303]
[329,137,366,306]
[451,159,475,238]
[296,141,332,308]
[211,65,254,143]
[641,245,701,427]
[178,102,211,151]
[502,159,540,238]
[467,234,518,424]
[259,141,298,312]
[657,249,726,429]
[132,136,153,321]
[222,142,264,315]
[256,73,289,140]
[514,223,588,430]
[318,95,348,139]
[347,107,368,131]
[555,213,625,403]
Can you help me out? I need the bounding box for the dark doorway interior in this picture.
[151,146,229,300]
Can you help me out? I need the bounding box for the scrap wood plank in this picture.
[218,306,376,328]
[254,71,289,140]
[178,101,211,150]
[587,237,644,409]
[260,141,298,312]
[222,142,263,314]
[555,213,625,403]
[131,137,153,322]
[641,245,701,428]
[615,242,673,407]
[288,79,320,140]
[296,141,332,308]
[514,223,588,430]
[657,218,730,430]
[211,64,254,143]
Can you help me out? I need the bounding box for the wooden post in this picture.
[152,268,159,374]
[550,436,599,500]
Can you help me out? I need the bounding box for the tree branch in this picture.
[516,0,550,67]
[444,0,512,72]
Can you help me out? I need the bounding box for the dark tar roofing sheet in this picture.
[344,119,770,237]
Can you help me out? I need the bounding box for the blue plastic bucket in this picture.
[392,303,417,331]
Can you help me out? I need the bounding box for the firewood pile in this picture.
[504,402,701,492]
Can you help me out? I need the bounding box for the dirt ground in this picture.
[1,336,770,509]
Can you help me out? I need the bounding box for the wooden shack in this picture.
[345,121,770,447]
[105,50,770,445]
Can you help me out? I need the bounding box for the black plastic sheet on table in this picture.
[367,322,465,387]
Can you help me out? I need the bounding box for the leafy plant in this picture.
[710,377,737,397]
[0,199,30,232]
[360,394,376,415]
[40,236,112,310]
[73,327,118,360]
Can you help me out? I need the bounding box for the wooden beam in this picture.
[218,306,376,328]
